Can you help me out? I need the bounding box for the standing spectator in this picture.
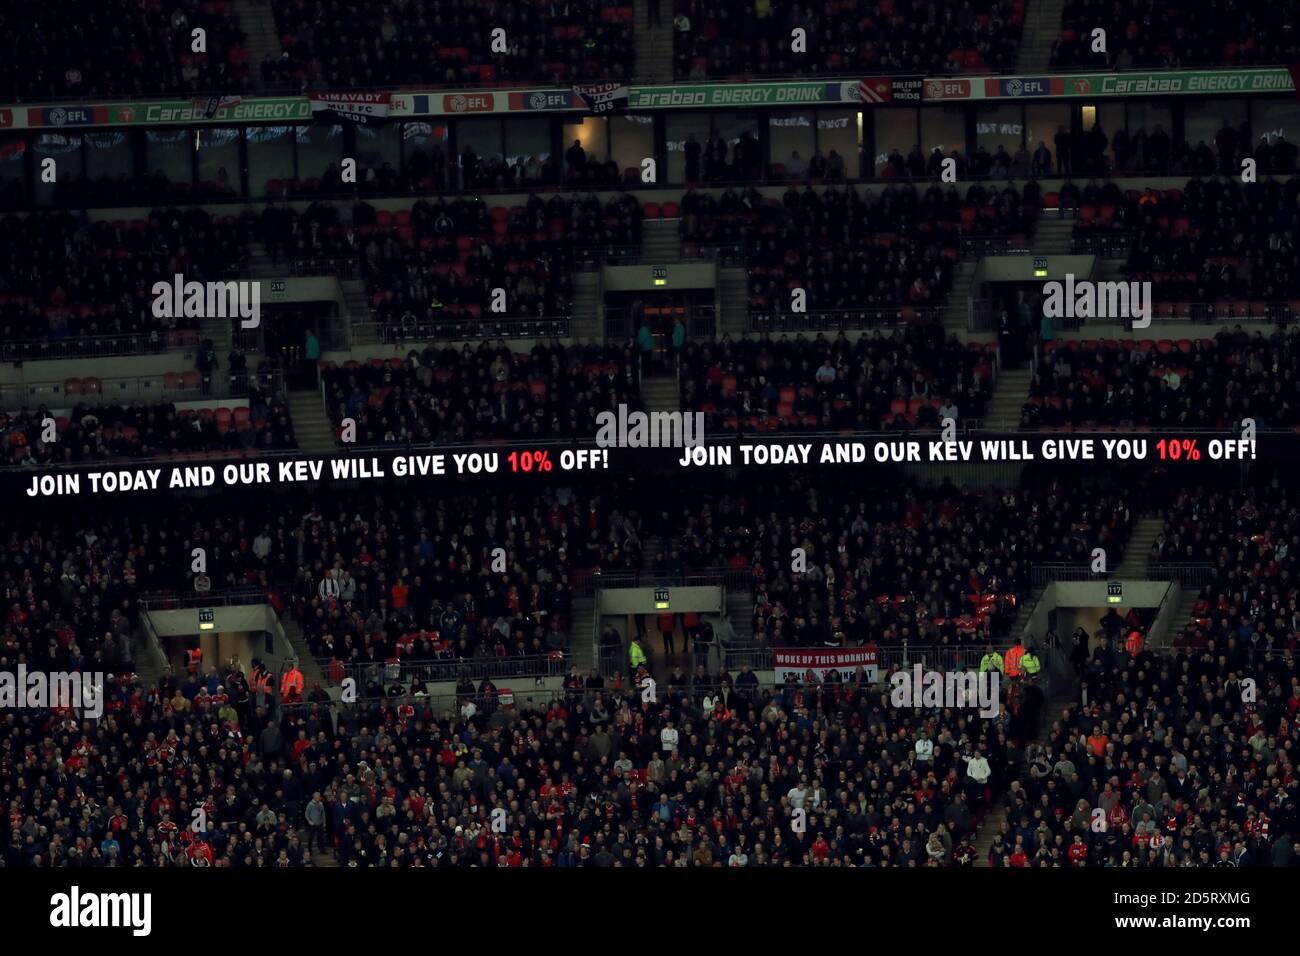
[196,338,218,395]
[1054,126,1071,176]
[303,327,321,386]
[684,134,701,183]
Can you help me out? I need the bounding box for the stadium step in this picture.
[941,260,978,334]
[974,689,1072,865]
[572,271,603,340]
[1015,0,1068,74]
[287,388,338,453]
[234,0,285,76]
[310,850,338,867]
[1116,514,1165,576]
[279,615,329,691]
[570,596,597,672]
[718,267,750,335]
[246,241,285,280]
[1159,590,1201,649]
[642,220,682,262]
[1033,218,1076,256]
[725,591,753,643]
[1011,584,1047,641]
[632,0,674,83]
[641,374,680,414]
[985,367,1033,429]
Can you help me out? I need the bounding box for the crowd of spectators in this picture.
[1024,328,1300,430]
[360,193,640,333]
[679,324,994,431]
[0,0,249,101]
[290,485,641,674]
[658,471,1132,651]
[1011,637,1300,866]
[1156,475,1300,656]
[1051,0,1300,69]
[1,390,296,465]
[672,0,1024,79]
[680,182,1033,322]
[320,340,642,446]
[268,0,635,88]
[0,208,254,346]
[10,470,1300,867]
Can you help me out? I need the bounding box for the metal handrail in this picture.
[332,653,568,687]
[745,306,944,333]
[354,315,571,343]
[139,586,267,610]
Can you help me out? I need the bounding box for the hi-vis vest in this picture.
[630,642,647,668]
[1004,645,1025,677]
[979,651,1004,673]
[1022,652,1041,675]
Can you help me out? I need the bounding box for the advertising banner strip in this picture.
[5,69,1293,129]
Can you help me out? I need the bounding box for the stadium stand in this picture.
[1024,327,1300,430]
[672,0,1025,79]
[267,0,635,88]
[319,340,641,446]
[0,0,250,100]
[1051,0,1300,69]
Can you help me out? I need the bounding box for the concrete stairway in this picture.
[131,628,167,691]
[247,240,281,279]
[572,271,603,341]
[287,388,337,452]
[724,591,753,643]
[279,614,329,689]
[199,315,231,352]
[632,0,674,82]
[234,0,284,84]
[1158,589,1201,648]
[341,278,373,346]
[942,260,979,335]
[1116,514,1163,576]
[973,695,1071,865]
[641,374,680,414]
[642,220,681,262]
[1033,217,1076,255]
[570,596,597,672]
[718,266,749,335]
[985,367,1032,429]
[1009,584,1046,641]
[1015,0,1067,74]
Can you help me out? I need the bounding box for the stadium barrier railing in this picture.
[139,586,268,610]
[745,306,943,333]
[1145,562,1218,586]
[334,653,569,688]
[351,314,571,343]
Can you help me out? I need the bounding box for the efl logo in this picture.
[524,91,570,110]
[50,887,151,937]
[925,79,970,100]
[444,93,494,113]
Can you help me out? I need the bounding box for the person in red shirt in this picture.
[1068,834,1088,865]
